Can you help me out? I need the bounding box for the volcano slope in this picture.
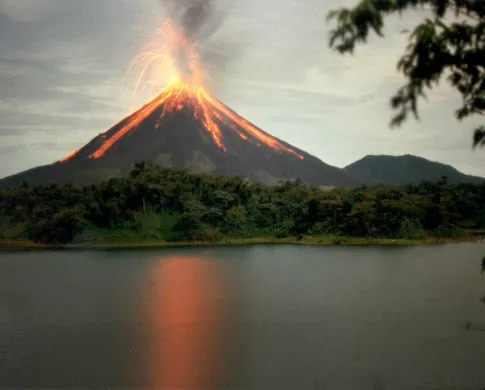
[0,84,363,189]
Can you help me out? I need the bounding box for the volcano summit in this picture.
[0,19,362,189]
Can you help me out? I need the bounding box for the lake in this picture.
[1,244,485,389]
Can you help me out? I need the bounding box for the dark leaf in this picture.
[473,127,485,148]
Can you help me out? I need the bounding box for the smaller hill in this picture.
[344,154,485,185]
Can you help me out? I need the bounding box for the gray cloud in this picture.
[0,0,60,22]
[161,0,217,39]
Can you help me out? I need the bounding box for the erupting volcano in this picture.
[58,19,303,166]
[0,18,362,189]
[60,77,304,163]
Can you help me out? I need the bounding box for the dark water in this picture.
[1,244,485,389]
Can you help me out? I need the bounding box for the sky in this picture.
[0,0,484,178]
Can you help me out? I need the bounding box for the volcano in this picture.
[0,80,362,189]
[0,18,363,189]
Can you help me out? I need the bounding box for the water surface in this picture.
[1,244,485,389]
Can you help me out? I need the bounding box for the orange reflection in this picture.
[145,256,226,389]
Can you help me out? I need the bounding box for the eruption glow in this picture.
[60,18,304,162]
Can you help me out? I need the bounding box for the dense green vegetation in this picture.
[0,163,484,246]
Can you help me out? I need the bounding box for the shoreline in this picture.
[1,234,484,250]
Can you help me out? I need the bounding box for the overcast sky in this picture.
[1,0,484,178]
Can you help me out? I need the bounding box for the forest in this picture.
[0,162,484,246]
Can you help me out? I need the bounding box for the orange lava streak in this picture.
[201,90,304,159]
[59,148,80,163]
[88,83,175,160]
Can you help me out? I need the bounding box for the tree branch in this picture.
[327,0,485,147]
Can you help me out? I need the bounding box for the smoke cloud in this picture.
[160,0,223,42]
[159,0,243,89]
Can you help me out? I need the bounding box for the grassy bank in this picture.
[1,232,484,250]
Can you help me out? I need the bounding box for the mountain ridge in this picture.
[344,154,485,185]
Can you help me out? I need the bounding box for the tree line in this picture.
[0,162,484,245]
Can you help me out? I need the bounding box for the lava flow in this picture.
[60,18,303,163]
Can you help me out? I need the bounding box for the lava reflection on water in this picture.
[144,256,226,389]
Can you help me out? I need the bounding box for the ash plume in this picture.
[160,0,242,87]
[160,0,223,42]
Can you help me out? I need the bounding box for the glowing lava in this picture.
[60,18,303,162]
[59,147,81,163]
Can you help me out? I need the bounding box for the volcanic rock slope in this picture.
[0,95,363,189]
